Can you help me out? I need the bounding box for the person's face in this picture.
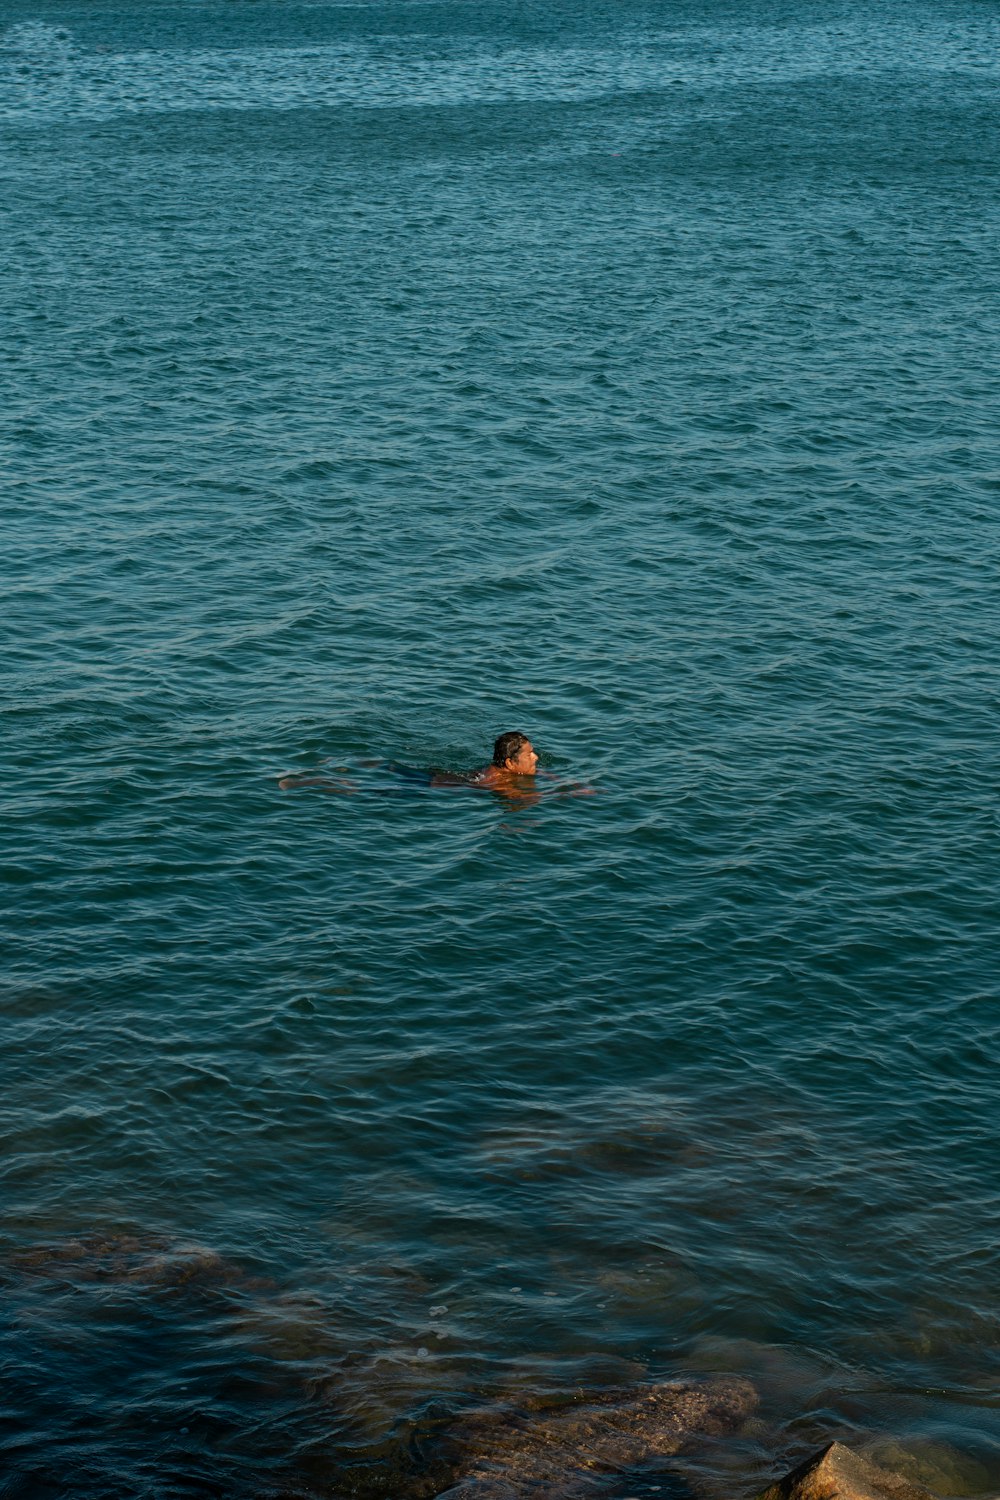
[506,740,539,776]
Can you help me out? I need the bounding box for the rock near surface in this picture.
[4,1232,270,1295]
[436,1375,758,1498]
[757,1442,943,1500]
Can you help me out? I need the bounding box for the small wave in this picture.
[282,458,340,482]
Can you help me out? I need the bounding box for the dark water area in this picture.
[2,0,1000,1495]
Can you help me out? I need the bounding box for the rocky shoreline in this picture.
[428,1381,965,1500]
[3,1235,992,1500]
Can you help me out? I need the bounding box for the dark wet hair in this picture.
[493,731,530,768]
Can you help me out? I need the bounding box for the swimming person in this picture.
[278,731,542,796]
[449,731,540,789]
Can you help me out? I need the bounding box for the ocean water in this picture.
[2,0,1000,1495]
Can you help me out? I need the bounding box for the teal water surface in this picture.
[2,1,1000,1496]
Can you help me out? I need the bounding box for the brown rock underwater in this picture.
[433,1374,758,1497]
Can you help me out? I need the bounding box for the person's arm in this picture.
[278,774,358,793]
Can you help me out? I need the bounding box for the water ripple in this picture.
[3,0,1000,1493]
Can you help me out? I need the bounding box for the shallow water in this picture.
[3,0,1000,1495]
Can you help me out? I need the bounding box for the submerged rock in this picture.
[4,1232,269,1295]
[863,1439,993,1498]
[436,1374,757,1497]
[757,1441,942,1500]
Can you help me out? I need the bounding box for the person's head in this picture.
[492,731,539,775]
